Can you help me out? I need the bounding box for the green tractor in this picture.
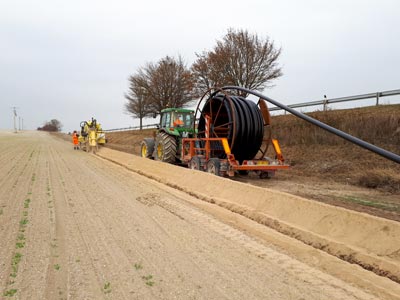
[141,108,196,163]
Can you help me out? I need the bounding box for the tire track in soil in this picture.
[51,148,166,299]
[83,154,380,300]
[50,143,140,299]
[129,189,379,300]
[66,158,263,299]
[55,146,268,298]
[75,157,273,299]
[49,144,110,300]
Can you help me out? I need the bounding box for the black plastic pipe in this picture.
[222,86,400,164]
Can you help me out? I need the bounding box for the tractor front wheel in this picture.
[141,138,155,158]
[154,133,177,163]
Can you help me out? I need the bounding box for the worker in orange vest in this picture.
[72,130,79,150]
[173,115,184,127]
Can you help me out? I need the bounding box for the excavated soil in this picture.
[1,130,400,300]
[103,121,400,223]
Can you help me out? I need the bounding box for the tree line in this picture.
[125,28,282,129]
[37,119,63,132]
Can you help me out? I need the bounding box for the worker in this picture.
[173,115,184,127]
[72,130,79,150]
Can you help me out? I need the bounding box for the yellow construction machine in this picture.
[78,118,106,153]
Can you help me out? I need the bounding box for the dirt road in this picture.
[0,131,399,299]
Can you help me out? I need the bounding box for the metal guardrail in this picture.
[105,88,400,132]
[104,123,158,132]
[269,89,400,112]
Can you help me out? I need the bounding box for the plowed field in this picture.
[1,130,399,300]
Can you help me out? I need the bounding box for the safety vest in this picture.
[72,133,79,145]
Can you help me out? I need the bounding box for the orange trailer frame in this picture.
[181,115,289,177]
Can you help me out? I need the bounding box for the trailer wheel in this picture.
[259,171,274,179]
[141,138,155,158]
[207,158,221,176]
[189,156,201,170]
[154,132,177,163]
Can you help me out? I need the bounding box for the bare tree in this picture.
[192,28,282,96]
[126,56,194,119]
[124,75,153,130]
[191,52,225,97]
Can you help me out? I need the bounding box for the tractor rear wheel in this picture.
[141,139,155,158]
[154,132,177,163]
[206,158,221,176]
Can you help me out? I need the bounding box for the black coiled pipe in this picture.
[198,94,264,162]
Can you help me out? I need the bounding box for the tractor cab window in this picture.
[184,113,194,127]
[173,112,193,127]
[161,113,171,128]
[173,113,184,127]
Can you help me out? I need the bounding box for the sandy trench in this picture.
[0,130,399,300]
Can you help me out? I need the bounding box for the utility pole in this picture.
[11,107,18,133]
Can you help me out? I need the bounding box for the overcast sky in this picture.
[1,0,399,133]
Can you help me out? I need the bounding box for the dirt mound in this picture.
[96,147,400,286]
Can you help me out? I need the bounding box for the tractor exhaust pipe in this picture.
[222,86,400,164]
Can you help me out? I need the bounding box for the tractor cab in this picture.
[159,108,195,137]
